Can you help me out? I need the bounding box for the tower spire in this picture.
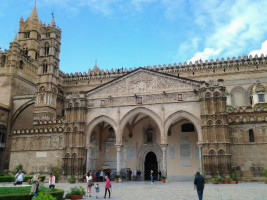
[50,12,56,27]
[28,2,39,21]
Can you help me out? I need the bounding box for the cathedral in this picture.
[0,5,266,181]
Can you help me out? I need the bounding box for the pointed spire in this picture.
[14,34,18,42]
[28,1,39,21]
[93,60,100,72]
[50,12,56,27]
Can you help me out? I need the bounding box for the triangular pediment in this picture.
[86,68,202,99]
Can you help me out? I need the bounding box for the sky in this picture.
[0,0,266,74]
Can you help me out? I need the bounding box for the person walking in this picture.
[158,170,162,181]
[86,172,93,197]
[100,170,104,182]
[95,183,100,198]
[194,172,205,200]
[104,176,111,198]
[150,170,154,184]
[30,174,40,199]
[48,172,55,189]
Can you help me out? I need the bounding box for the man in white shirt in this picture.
[14,170,24,185]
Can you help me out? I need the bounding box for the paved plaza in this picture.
[2,181,266,200]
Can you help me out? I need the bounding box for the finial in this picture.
[50,12,56,27]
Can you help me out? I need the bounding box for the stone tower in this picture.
[18,3,42,61]
[33,13,61,121]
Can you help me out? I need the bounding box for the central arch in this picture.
[119,107,163,141]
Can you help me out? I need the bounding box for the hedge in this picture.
[0,175,46,182]
[0,186,64,200]
[0,177,14,182]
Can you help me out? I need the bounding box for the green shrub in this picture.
[264,168,267,177]
[67,176,76,183]
[65,186,85,198]
[34,192,56,200]
[0,176,14,182]
[0,186,64,200]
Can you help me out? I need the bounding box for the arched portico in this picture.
[164,110,202,142]
[119,107,163,141]
[164,111,203,180]
[85,115,118,172]
[85,115,118,147]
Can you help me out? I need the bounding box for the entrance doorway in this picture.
[144,152,158,180]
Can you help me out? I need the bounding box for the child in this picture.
[95,183,100,198]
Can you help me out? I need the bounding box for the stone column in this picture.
[86,148,91,172]
[160,144,168,176]
[198,144,203,173]
[115,145,122,175]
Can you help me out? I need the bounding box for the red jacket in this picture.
[105,178,111,188]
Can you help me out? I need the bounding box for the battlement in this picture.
[60,54,267,83]
[13,119,64,135]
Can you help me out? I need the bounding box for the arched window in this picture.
[249,129,255,142]
[23,47,28,56]
[1,55,6,67]
[181,123,195,132]
[43,62,48,73]
[19,60,24,69]
[44,44,49,55]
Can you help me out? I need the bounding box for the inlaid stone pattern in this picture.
[87,70,198,99]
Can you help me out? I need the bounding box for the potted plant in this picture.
[114,175,120,183]
[52,167,61,183]
[210,177,222,184]
[161,176,166,183]
[230,172,238,184]
[68,176,76,184]
[65,186,85,200]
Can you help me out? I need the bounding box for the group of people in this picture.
[14,171,56,199]
[150,170,162,183]
[14,168,204,200]
[86,171,111,198]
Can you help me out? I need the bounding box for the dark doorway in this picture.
[144,152,158,180]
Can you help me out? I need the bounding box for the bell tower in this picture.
[18,3,41,60]
[33,13,61,121]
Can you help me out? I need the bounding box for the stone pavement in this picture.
[1,181,267,200]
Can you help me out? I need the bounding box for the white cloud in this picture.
[189,48,221,62]
[249,40,267,56]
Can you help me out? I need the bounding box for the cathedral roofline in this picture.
[61,54,267,81]
[85,67,205,95]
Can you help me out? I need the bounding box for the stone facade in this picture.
[0,6,266,180]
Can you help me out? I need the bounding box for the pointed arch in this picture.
[86,115,118,147]
[164,110,202,142]
[119,107,163,143]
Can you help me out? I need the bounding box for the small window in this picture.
[24,32,30,38]
[19,60,24,69]
[35,51,39,60]
[249,129,255,142]
[23,48,28,56]
[258,94,265,103]
[46,32,50,38]
[1,55,6,67]
[181,123,195,132]
[43,63,48,73]
[44,44,49,55]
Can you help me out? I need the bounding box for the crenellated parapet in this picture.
[59,54,267,86]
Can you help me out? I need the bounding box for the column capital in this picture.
[86,145,93,150]
[160,143,168,148]
[115,144,123,148]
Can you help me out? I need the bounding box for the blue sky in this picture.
[0,0,266,73]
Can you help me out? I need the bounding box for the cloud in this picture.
[189,48,221,62]
[249,40,267,56]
